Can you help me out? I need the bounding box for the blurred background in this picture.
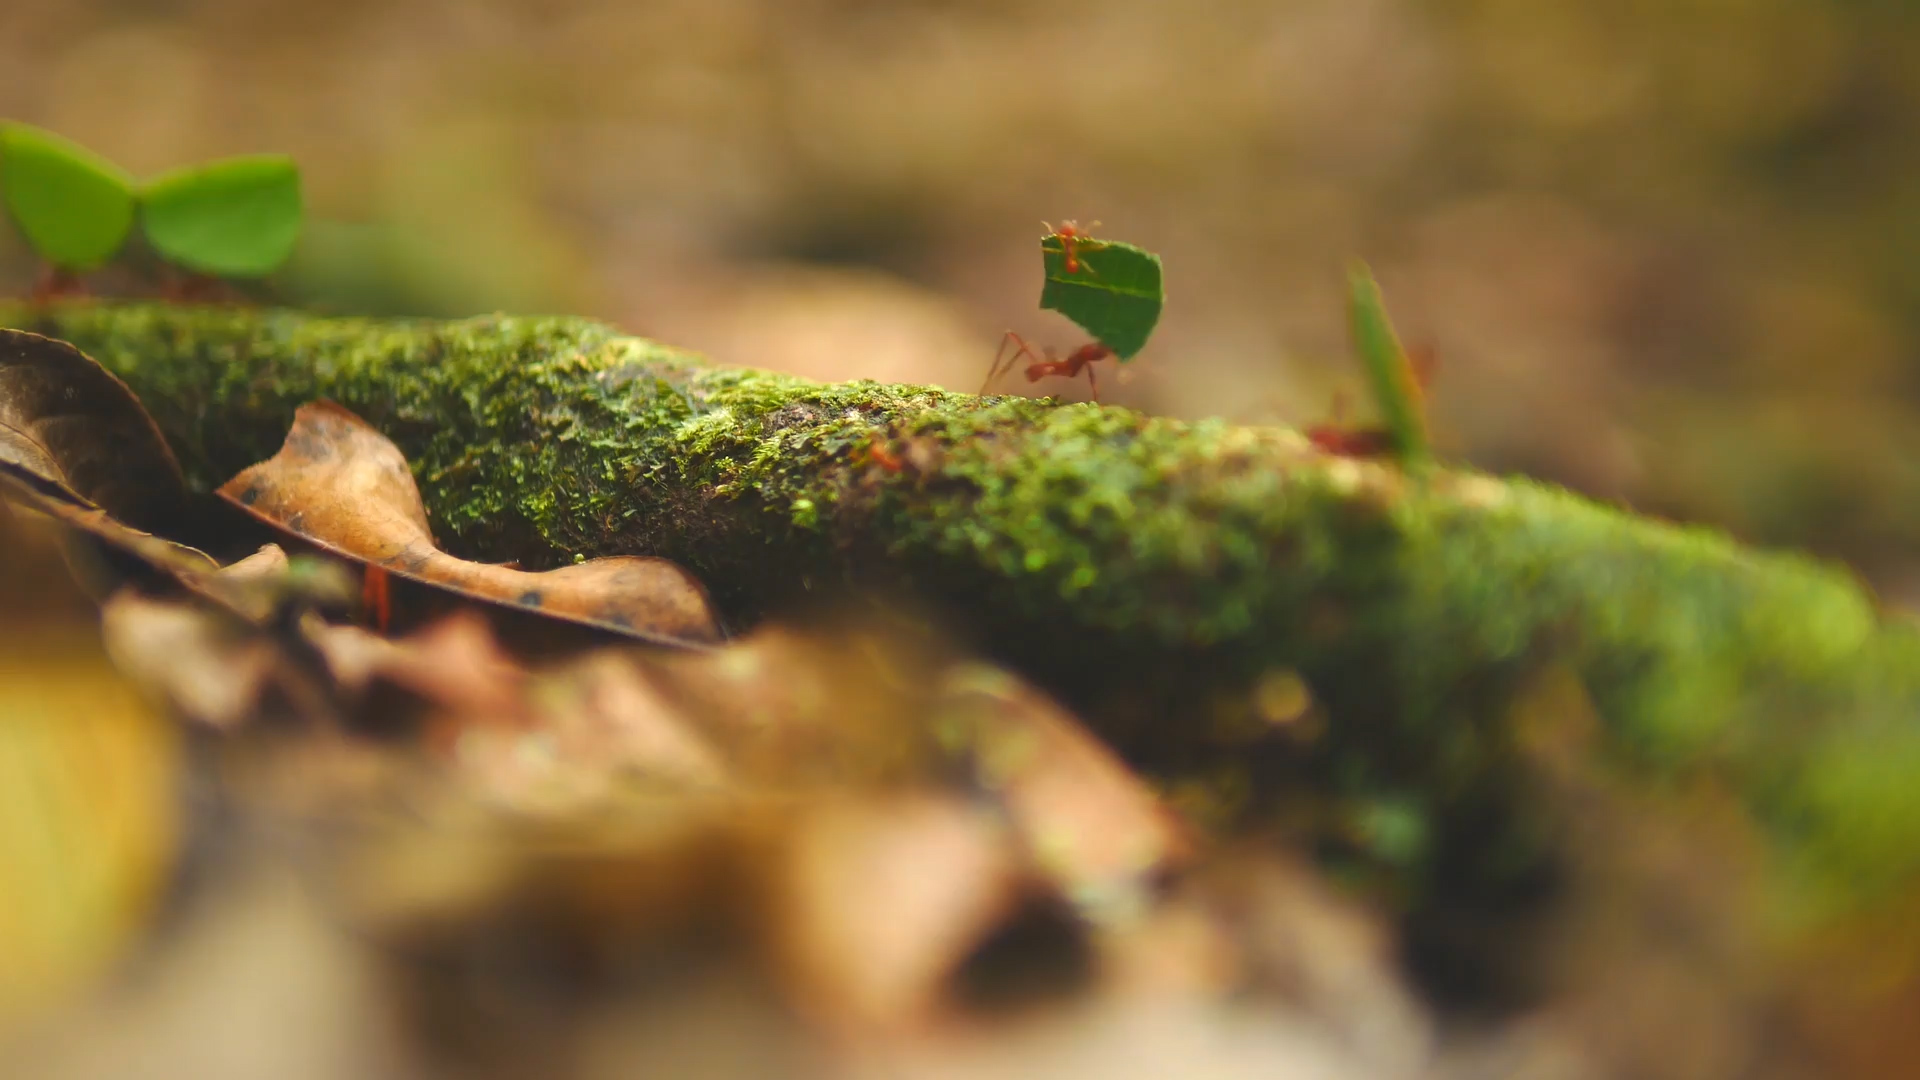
[9,3,1920,1073]
[5,0,1920,594]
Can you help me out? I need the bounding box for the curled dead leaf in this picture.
[0,329,187,529]
[935,663,1195,923]
[98,550,341,731]
[463,649,729,806]
[760,793,1031,1031]
[3,482,220,591]
[0,330,220,590]
[98,543,366,730]
[643,620,942,787]
[101,589,284,730]
[218,402,721,647]
[308,610,528,727]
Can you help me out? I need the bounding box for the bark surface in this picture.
[6,300,1916,925]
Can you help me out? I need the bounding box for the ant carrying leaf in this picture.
[141,155,302,280]
[982,222,1164,401]
[0,121,304,299]
[1305,263,1433,468]
[0,123,136,300]
[1305,347,1436,457]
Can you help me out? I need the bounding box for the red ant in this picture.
[981,331,1116,401]
[1042,220,1106,276]
[1305,344,1438,459]
[862,439,905,473]
[29,267,85,304]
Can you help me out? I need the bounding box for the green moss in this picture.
[6,300,1919,926]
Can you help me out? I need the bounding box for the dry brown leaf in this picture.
[217,402,721,647]
[934,664,1194,923]
[99,548,356,729]
[100,590,283,730]
[0,329,187,530]
[752,792,1031,1032]
[308,610,528,726]
[3,483,220,586]
[643,620,942,788]
[452,650,729,807]
[0,330,221,588]
[292,610,730,811]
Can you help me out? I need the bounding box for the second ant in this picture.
[1043,219,1105,276]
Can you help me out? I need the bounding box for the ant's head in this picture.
[1042,219,1101,238]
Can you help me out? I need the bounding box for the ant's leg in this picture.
[1085,360,1099,403]
[983,331,1039,394]
[31,266,82,304]
[983,331,1017,393]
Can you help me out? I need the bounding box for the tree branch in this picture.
[7,300,1915,922]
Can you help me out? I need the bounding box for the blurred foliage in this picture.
[7,4,1920,1072]
[0,510,179,1031]
[139,154,302,279]
[0,122,134,271]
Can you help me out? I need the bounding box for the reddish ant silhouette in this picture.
[861,438,905,473]
[1042,220,1106,276]
[981,331,1116,401]
[29,267,85,304]
[1305,343,1438,458]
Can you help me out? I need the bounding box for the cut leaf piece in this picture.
[1038,234,1163,360]
[0,123,136,271]
[217,401,722,647]
[140,154,302,277]
[1347,262,1430,466]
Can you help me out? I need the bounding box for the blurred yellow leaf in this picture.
[0,633,179,1026]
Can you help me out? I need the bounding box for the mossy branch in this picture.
[6,300,1918,922]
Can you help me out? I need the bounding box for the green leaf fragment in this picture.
[140,155,302,277]
[1038,235,1164,360]
[1347,262,1430,466]
[0,122,136,271]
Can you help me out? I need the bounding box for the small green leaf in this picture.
[140,155,302,278]
[1348,262,1430,466]
[1039,235,1164,360]
[0,123,136,271]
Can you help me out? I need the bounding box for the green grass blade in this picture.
[1348,262,1430,466]
[1038,236,1164,360]
[140,155,302,278]
[0,123,136,271]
